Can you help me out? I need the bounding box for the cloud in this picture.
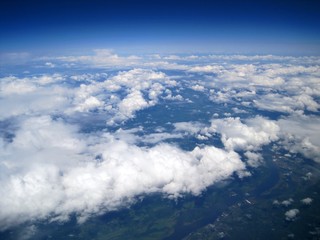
[0,74,65,97]
[281,198,294,207]
[190,84,205,92]
[0,74,70,119]
[285,209,299,221]
[278,114,320,162]
[72,68,176,123]
[209,116,279,152]
[1,52,320,232]
[188,60,320,117]
[56,49,141,68]
[301,197,313,205]
[253,93,319,113]
[45,62,55,68]
[0,76,37,95]
[118,90,150,117]
[173,122,207,135]
[173,117,280,166]
[0,115,247,230]
[0,69,176,123]
[244,151,263,167]
[188,65,223,73]
[75,96,104,112]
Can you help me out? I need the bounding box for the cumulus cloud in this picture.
[173,117,280,166]
[209,116,279,151]
[281,198,294,207]
[285,209,299,221]
[188,65,223,73]
[301,198,313,205]
[118,90,150,117]
[253,93,319,113]
[75,96,104,112]
[174,122,208,135]
[0,69,177,123]
[189,60,320,117]
[190,84,205,92]
[0,116,247,230]
[1,52,320,232]
[244,151,263,167]
[278,114,320,162]
[72,68,176,121]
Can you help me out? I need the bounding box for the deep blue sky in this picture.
[1,0,320,55]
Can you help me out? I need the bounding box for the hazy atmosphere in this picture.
[1,1,320,239]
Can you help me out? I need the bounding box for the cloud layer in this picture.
[1,51,319,231]
[0,116,246,230]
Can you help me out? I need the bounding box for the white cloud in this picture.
[188,65,223,73]
[118,90,150,118]
[173,122,207,135]
[0,69,177,123]
[0,86,70,120]
[0,76,37,95]
[278,114,320,162]
[0,74,70,119]
[45,62,55,68]
[244,151,263,167]
[253,93,319,113]
[281,198,294,207]
[0,116,247,230]
[75,96,103,112]
[301,197,313,205]
[1,52,320,232]
[57,49,141,68]
[140,132,184,144]
[191,84,205,92]
[173,117,279,167]
[209,116,279,151]
[163,89,183,101]
[285,209,299,221]
[188,60,320,117]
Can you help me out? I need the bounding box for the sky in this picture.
[1,0,320,55]
[1,0,320,236]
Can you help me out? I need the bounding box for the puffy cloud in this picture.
[0,74,63,96]
[163,89,184,101]
[0,74,71,120]
[0,87,70,120]
[281,198,294,207]
[173,122,207,135]
[45,62,55,68]
[278,114,320,162]
[0,69,177,124]
[301,197,313,205]
[285,209,299,221]
[173,117,280,167]
[0,77,37,95]
[188,60,320,117]
[1,52,320,232]
[0,116,247,230]
[139,132,184,144]
[188,65,223,73]
[190,84,205,92]
[118,90,150,118]
[72,68,176,122]
[253,93,319,113]
[75,96,103,112]
[244,151,263,167]
[209,117,279,151]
